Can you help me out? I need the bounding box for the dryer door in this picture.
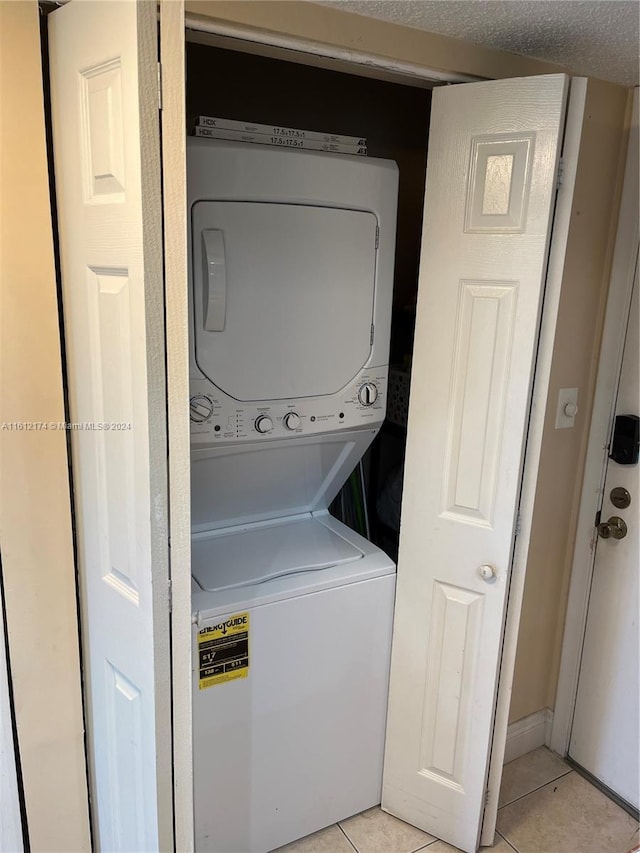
[191,201,378,401]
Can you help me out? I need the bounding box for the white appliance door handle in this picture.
[202,229,226,331]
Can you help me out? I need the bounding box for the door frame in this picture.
[183,13,479,86]
[160,3,193,849]
[550,89,639,757]
[173,9,582,847]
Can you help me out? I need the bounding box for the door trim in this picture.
[550,89,639,758]
[183,14,480,87]
[160,2,194,851]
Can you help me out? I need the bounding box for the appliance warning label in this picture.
[198,613,249,689]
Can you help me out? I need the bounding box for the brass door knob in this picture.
[597,516,628,540]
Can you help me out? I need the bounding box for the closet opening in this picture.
[185,33,438,851]
[185,34,434,559]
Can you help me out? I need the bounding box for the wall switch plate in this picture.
[555,387,579,429]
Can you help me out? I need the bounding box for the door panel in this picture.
[49,1,172,849]
[570,272,639,810]
[383,75,568,853]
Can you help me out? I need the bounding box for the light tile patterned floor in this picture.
[273,747,640,853]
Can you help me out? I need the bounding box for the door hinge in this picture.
[514,512,522,536]
[167,577,172,612]
[556,157,565,189]
[157,62,163,111]
[375,226,380,249]
[370,324,375,346]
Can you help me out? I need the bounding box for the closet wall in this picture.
[510,78,631,720]
[0,2,90,848]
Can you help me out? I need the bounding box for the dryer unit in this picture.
[188,138,399,852]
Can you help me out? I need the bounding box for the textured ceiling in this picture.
[320,1,640,86]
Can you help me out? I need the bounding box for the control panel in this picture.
[189,368,388,446]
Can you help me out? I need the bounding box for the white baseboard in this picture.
[504,709,554,764]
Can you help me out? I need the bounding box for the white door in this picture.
[49,1,173,849]
[569,270,639,810]
[383,75,569,853]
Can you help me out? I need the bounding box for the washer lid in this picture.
[191,516,364,593]
[191,201,378,401]
[190,429,377,532]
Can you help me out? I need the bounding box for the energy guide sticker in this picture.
[198,613,249,689]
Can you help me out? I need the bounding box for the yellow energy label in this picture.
[198,612,249,689]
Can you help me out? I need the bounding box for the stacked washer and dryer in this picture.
[188,137,399,852]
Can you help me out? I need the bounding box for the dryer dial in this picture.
[255,415,274,434]
[190,395,213,422]
[283,412,301,431]
[358,382,378,407]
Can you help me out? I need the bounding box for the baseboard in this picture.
[504,709,554,764]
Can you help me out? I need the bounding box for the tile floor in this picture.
[274,747,640,853]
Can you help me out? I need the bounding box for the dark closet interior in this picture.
[186,37,434,557]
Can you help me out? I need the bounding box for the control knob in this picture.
[358,382,378,407]
[283,412,301,431]
[190,395,213,422]
[254,415,274,434]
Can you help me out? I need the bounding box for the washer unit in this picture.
[189,138,399,852]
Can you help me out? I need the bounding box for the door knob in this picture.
[597,516,628,540]
[478,564,497,581]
